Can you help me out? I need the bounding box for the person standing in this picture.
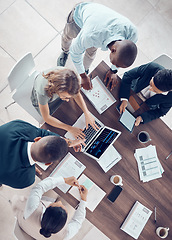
[57,2,138,90]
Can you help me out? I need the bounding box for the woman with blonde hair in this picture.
[31,67,97,138]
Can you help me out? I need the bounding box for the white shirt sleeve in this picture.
[64,200,87,240]
[24,176,65,219]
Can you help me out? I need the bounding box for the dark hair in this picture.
[43,136,68,163]
[153,69,172,92]
[40,206,67,238]
[118,40,137,67]
[43,69,80,98]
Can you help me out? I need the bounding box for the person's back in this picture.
[0,120,36,188]
[74,2,137,46]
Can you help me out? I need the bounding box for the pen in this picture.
[165,151,172,160]
[154,207,156,224]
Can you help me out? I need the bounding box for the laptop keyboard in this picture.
[83,121,102,145]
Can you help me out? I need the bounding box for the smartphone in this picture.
[107,185,123,203]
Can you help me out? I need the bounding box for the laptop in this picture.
[65,114,121,161]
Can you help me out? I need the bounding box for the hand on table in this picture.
[135,116,143,126]
[35,166,42,176]
[79,185,88,201]
[64,176,79,187]
[104,70,120,91]
[119,100,128,114]
[81,74,93,90]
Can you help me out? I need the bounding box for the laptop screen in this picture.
[85,128,120,159]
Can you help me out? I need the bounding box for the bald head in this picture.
[31,135,68,164]
[109,40,137,68]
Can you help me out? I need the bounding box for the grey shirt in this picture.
[31,67,64,113]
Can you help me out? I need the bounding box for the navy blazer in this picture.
[0,120,58,189]
[119,62,172,123]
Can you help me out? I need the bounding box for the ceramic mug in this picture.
[138,131,151,143]
[110,175,123,186]
[156,227,169,239]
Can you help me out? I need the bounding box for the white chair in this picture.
[14,218,35,240]
[6,52,43,124]
[153,54,172,69]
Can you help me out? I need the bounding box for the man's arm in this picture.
[141,103,172,124]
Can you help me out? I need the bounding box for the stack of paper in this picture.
[134,145,164,182]
[69,174,106,212]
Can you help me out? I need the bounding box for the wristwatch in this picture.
[110,68,118,74]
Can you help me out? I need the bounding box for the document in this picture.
[81,76,116,114]
[49,153,86,193]
[134,145,164,182]
[36,162,49,171]
[120,201,152,239]
[69,174,106,212]
[97,145,122,172]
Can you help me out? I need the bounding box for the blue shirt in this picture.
[71,2,138,74]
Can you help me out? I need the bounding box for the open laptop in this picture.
[65,114,121,161]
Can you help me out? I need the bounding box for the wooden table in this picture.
[39,61,172,240]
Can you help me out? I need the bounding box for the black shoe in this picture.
[85,69,89,74]
[57,52,69,66]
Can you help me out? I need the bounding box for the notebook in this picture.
[120,201,152,239]
[65,113,121,161]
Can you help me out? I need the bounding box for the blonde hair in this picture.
[43,69,80,98]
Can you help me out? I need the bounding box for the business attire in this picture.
[12,176,86,240]
[61,2,138,74]
[31,67,64,115]
[0,120,57,189]
[119,62,172,123]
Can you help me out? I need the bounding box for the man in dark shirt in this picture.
[0,120,83,189]
[119,62,172,125]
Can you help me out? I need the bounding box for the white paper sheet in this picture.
[69,174,106,212]
[97,145,122,172]
[49,153,86,193]
[81,76,116,114]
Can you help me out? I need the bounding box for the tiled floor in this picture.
[0,0,172,239]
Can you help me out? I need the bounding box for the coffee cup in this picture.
[156,227,169,239]
[110,175,123,186]
[138,131,151,143]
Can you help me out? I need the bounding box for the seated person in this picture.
[31,67,98,139]
[0,120,84,189]
[11,176,88,240]
[119,62,172,125]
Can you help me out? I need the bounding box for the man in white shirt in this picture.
[12,176,88,240]
[57,2,138,90]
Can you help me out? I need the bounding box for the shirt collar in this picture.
[161,91,168,95]
[27,142,36,166]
